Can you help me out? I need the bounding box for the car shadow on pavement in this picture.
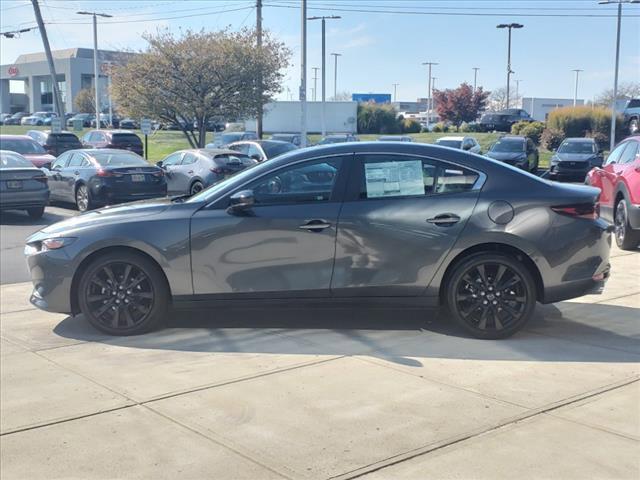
[0,210,69,226]
[52,301,640,365]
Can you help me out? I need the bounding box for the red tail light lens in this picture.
[151,170,164,177]
[551,203,599,220]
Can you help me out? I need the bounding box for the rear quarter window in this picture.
[111,134,142,145]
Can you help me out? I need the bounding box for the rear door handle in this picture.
[427,214,461,226]
[299,219,332,232]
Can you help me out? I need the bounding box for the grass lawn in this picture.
[0,125,552,168]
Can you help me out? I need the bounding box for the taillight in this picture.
[151,170,164,177]
[96,169,111,177]
[551,203,599,220]
[33,174,48,184]
[210,167,224,174]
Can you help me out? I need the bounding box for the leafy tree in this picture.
[488,86,521,112]
[432,83,490,126]
[357,102,400,134]
[74,88,95,113]
[111,28,290,148]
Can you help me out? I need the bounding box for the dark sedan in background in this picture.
[479,109,533,132]
[26,130,83,157]
[158,148,257,196]
[25,142,610,340]
[486,135,539,172]
[227,140,297,162]
[0,150,49,219]
[549,138,604,182]
[0,135,56,169]
[81,130,144,156]
[3,112,30,126]
[48,149,166,211]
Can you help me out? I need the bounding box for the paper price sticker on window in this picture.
[364,160,424,198]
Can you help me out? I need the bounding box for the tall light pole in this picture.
[515,79,522,104]
[472,67,480,93]
[300,0,307,146]
[312,67,320,101]
[598,0,638,151]
[331,52,342,100]
[308,15,341,136]
[392,83,399,102]
[431,77,437,92]
[496,23,523,109]
[422,61,438,129]
[572,69,583,107]
[77,11,112,125]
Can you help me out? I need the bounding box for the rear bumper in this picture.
[89,182,167,206]
[0,190,49,210]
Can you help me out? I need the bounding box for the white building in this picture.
[521,97,585,122]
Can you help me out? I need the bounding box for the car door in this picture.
[48,153,71,200]
[190,155,350,296]
[174,152,199,193]
[598,142,629,219]
[60,153,85,202]
[161,152,184,194]
[331,153,482,296]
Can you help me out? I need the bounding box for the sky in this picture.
[1,0,639,103]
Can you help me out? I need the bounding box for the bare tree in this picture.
[595,82,640,107]
[74,88,96,113]
[488,86,522,112]
[111,28,290,148]
[330,91,352,102]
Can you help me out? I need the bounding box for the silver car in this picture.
[158,149,257,196]
[435,136,482,154]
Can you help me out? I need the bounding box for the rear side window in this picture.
[605,143,628,165]
[51,134,81,145]
[618,142,638,164]
[68,155,89,167]
[111,133,142,145]
[359,155,479,199]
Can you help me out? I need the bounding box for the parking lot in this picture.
[1,206,638,479]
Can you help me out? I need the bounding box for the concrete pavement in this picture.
[0,244,638,479]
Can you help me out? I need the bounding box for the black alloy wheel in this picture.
[78,252,169,335]
[446,253,536,339]
[615,199,640,250]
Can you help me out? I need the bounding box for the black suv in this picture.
[480,109,533,132]
[26,130,83,157]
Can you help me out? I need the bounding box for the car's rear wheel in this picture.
[614,198,640,250]
[75,184,93,212]
[27,206,45,219]
[190,181,204,196]
[78,251,169,335]
[445,253,536,339]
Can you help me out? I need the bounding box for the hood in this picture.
[553,153,596,162]
[31,198,175,239]
[486,151,526,161]
[23,153,55,167]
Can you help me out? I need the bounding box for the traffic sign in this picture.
[50,117,62,133]
[140,118,152,135]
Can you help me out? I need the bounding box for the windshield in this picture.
[558,141,597,154]
[271,135,294,142]
[318,136,345,144]
[0,138,46,154]
[112,133,142,145]
[219,133,242,144]
[436,139,462,149]
[262,142,297,158]
[0,151,34,168]
[490,139,524,153]
[91,152,147,166]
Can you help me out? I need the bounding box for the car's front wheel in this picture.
[445,253,537,339]
[614,198,640,250]
[78,251,169,335]
[27,206,45,219]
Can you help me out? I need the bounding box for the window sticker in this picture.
[364,160,424,198]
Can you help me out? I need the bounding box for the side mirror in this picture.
[156,160,164,168]
[462,144,471,151]
[250,153,263,161]
[228,189,255,213]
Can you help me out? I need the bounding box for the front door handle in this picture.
[299,219,331,232]
[427,214,461,226]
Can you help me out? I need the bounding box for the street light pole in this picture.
[312,67,319,102]
[515,79,522,103]
[422,61,438,130]
[497,23,523,109]
[77,11,112,126]
[392,83,399,102]
[331,53,342,100]
[472,67,480,93]
[300,0,307,146]
[572,69,583,107]
[308,15,340,136]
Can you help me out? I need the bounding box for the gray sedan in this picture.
[0,150,49,219]
[25,142,611,339]
[157,149,257,196]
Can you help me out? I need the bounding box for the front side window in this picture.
[605,142,628,166]
[52,153,70,169]
[618,142,638,164]
[248,158,342,205]
[162,152,183,166]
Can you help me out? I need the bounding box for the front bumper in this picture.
[26,247,75,314]
[549,163,591,181]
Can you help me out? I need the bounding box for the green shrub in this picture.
[585,131,608,151]
[401,118,421,134]
[546,106,625,142]
[431,122,446,133]
[541,128,565,151]
[446,124,458,133]
[520,121,545,145]
[510,120,530,135]
[357,102,401,134]
[459,122,481,133]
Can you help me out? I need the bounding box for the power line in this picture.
[40,1,252,17]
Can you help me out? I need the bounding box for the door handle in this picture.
[299,219,332,232]
[427,214,461,226]
[74,171,80,175]
[187,170,194,175]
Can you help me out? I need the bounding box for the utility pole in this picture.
[497,23,523,109]
[331,52,341,99]
[472,67,480,93]
[309,15,341,136]
[515,79,522,103]
[572,69,583,107]
[422,61,438,130]
[31,0,65,116]
[392,83,399,102]
[256,0,263,138]
[312,67,319,101]
[77,11,112,125]
[431,77,437,93]
[300,0,308,146]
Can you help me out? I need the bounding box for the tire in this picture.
[614,198,640,250]
[27,206,45,219]
[189,180,204,196]
[75,184,93,212]
[445,253,537,339]
[78,251,169,335]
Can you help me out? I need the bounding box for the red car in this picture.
[586,135,640,250]
[0,135,56,169]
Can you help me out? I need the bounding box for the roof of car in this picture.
[500,135,526,141]
[73,148,141,156]
[230,140,292,146]
[0,134,33,140]
[563,137,596,142]
[437,136,465,141]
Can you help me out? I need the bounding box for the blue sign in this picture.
[352,93,392,104]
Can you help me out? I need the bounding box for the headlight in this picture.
[24,237,76,255]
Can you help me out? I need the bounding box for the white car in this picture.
[435,136,482,154]
[20,112,56,126]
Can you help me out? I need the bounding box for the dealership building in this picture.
[0,47,134,114]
